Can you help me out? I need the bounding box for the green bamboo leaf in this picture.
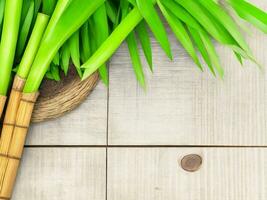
[127,31,146,88]
[80,22,91,63]
[161,0,218,76]
[234,52,243,65]
[136,20,153,71]
[16,0,34,59]
[88,18,97,52]
[45,71,54,80]
[202,5,257,64]
[42,0,57,15]
[229,44,259,67]
[228,0,267,34]
[136,0,172,59]
[53,51,60,65]
[199,30,224,78]
[51,63,60,81]
[60,42,70,75]
[158,1,203,71]
[0,0,5,36]
[44,0,71,31]
[24,0,105,93]
[34,0,42,16]
[113,4,121,28]
[21,0,32,24]
[88,17,109,82]
[82,7,143,80]
[128,0,136,6]
[69,31,82,77]
[187,27,216,76]
[162,0,203,30]
[92,4,109,85]
[121,0,146,86]
[120,0,129,19]
[174,0,254,63]
[106,0,117,24]
[69,31,80,67]
[174,0,233,45]
[198,0,252,56]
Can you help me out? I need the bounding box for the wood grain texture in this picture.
[12,148,106,200]
[108,0,267,146]
[108,148,267,200]
[8,1,267,199]
[26,82,107,145]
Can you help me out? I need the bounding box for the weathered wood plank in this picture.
[26,83,107,145]
[108,1,267,145]
[108,148,267,200]
[12,148,106,200]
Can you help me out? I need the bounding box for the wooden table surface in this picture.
[12,1,267,199]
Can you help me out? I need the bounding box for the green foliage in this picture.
[0,0,22,95]
[82,0,267,83]
[17,13,49,79]
[0,0,5,39]
[24,0,105,92]
[136,21,152,71]
[16,0,35,59]
[92,4,109,85]
[1,0,267,94]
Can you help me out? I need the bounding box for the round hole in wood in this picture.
[181,154,202,172]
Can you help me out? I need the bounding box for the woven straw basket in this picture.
[31,66,98,123]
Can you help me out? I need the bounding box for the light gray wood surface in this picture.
[9,0,267,199]
[26,83,108,145]
[108,2,267,145]
[13,148,106,200]
[108,148,267,200]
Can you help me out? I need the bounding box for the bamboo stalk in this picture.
[0,75,25,143]
[0,96,6,119]
[0,92,38,200]
[0,76,26,200]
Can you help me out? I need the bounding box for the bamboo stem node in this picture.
[3,75,26,125]
[21,92,39,103]
[0,92,39,199]
[2,123,28,130]
[12,76,25,91]
[0,76,27,157]
[0,153,20,161]
[0,196,10,200]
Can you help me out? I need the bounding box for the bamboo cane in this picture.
[0,75,25,143]
[0,92,38,200]
[0,76,26,197]
[0,76,24,199]
[0,96,6,120]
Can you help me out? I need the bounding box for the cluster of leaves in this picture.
[106,0,267,87]
[0,0,110,85]
[1,0,267,89]
[0,0,109,85]
[0,0,41,65]
[80,0,267,88]
[46,1,110,85]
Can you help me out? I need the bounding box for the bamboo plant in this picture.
[0,0,267,199]
[0,0,22,118]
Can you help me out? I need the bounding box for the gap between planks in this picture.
[24,145,267,148]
